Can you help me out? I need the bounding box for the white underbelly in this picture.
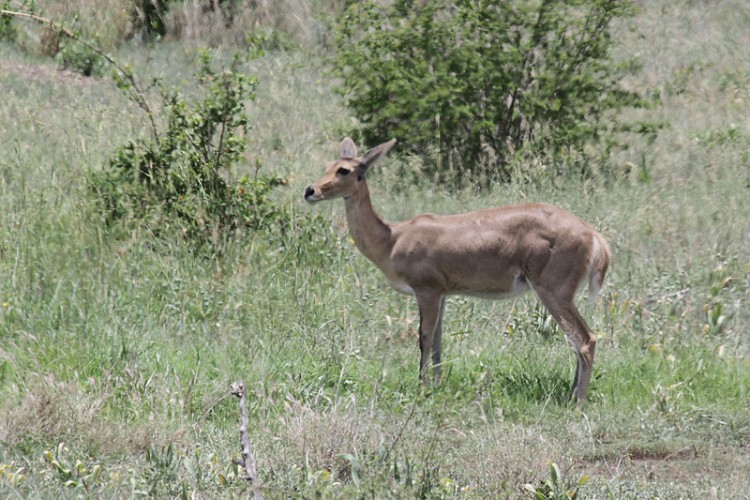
[457,288,530,300]
[388,275,532,299]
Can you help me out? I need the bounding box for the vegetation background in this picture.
[0,0,748,497]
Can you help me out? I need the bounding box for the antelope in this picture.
[303,138,610,402]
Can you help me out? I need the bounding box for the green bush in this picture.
[56,37,105,76]
[0,1,18,42]
[332,0,652,186]
[524,462,589,500]
[91,46,287,247]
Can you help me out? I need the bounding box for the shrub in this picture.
[56,37,105,76]
[91,44,287,247]
[2,0,293,248]
[0,1,18,42]
[332,0,653,186]
[524,462,589,499]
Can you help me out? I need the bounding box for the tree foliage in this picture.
[91,46,287,247]
[332,0,653,186]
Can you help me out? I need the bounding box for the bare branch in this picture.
[230,381,262,499]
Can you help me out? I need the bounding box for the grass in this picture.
[1,1,749,497]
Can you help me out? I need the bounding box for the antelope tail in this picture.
[588,233,611,304]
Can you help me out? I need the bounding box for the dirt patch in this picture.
[576,442,750,488]
[0,59,96,85]
[582,440,702,462]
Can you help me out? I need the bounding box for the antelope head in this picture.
[304,137,396,203]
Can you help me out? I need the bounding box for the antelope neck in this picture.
[344,181,393,270]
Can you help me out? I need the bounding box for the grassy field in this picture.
[1,1,749,498]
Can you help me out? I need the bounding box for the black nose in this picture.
[304,186,315,199]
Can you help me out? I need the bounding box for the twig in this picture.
[230,381,262,500]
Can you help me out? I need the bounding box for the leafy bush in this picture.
[332,0,653,186]
[56,37,105,76]
[3,1,294,248]
[91,45,287,247]
[43,443,104,492]
[0,1,18,42]
[524,462,589,500]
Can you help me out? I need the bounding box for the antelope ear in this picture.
[339,137,358,159]
[360,138,397,169]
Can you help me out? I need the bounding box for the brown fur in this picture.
[304,138,610,402]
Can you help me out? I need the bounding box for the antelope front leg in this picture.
[416,291,444,385]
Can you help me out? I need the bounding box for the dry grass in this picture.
[12,0,132,52]
[1,375,105,446]
[168,0,339,48]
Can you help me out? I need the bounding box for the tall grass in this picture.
[1,1,749,497]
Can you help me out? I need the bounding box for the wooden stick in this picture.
[231,381,262,499]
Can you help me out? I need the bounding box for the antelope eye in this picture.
[336,167,351,176]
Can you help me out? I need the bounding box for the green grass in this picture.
[1,1,749,498]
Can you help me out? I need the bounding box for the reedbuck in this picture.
[304,138,610,402]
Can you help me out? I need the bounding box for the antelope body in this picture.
[304,138,610,401]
